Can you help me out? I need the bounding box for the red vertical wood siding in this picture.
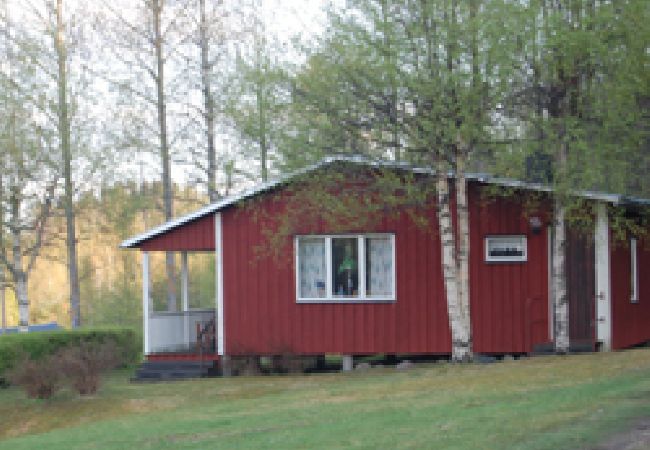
[611,235,650,350]
[221,193,452,355]
[221,182,551,356]
[127,173,650,355]
[140,214,215,251]
[469,185,550,354]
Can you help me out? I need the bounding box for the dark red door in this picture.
[566,227,596,350]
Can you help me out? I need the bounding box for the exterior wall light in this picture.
[529,216,543,235]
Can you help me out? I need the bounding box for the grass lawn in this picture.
[1,349,650,449]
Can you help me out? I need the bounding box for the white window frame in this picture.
[295,234,396,303]
[631,238,639,304]
[485,235,528,263]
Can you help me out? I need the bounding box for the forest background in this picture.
[0,0,648,334]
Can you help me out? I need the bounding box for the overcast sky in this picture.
[4,0,331,192]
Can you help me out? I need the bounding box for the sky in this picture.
[260,0,328,39]
[4,0,331,194]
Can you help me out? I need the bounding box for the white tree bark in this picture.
[11,200,29,329]
[552,199,569,353]
[15,274,28,330]
[455,153,472,357]
[436,172,472,362]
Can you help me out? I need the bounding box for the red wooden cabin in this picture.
[121,156,650,373]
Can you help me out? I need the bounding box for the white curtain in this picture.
[367,237,392,296]
[299,238,326,298]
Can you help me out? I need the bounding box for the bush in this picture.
[7,355,63,399]
[0,327,140,386]
[57,341,121,395]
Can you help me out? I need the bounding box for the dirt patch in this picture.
[587,418,650,450]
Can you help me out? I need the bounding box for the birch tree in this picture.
[198,0,219,201]
[102,0,194,310]
[0,6,58,327]
[276,0,525,361]
[505,1,650,351]
[52,0,81,327]
[177,0,249,200]
[224,7,291,183]
[13,0,108,328]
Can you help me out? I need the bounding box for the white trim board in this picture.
[295,234,396,303]
[215,212,225,356]
[142,252,150,355]
[631,238,639,304]
[595,202,612,351]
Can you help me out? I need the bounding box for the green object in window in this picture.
[338,244,357,274]
[338,256,356,273]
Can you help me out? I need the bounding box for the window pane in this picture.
[485,236,527,262]
[366,237,393,297]
[298,238,326,298]
[332,238,359,297]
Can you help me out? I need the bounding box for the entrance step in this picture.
[531,342,555,355]
[531,341,595,355]
[132,360,216,381]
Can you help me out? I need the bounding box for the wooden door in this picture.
[566,227,596,351]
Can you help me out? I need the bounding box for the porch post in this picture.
[595,202,612,351]
[215,212,225,356]
[181,251,189,347]
[142,251,150,355]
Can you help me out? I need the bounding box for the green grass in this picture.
[1,350,650,449]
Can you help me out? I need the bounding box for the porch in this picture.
[147,309,216,356]
[141,247,222,362]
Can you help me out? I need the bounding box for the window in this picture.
[631,238,639,304]
[332,237,359,298]
[296,234,395,302]
[485,235,527,263]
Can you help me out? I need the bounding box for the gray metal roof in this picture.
[120,155,649,249]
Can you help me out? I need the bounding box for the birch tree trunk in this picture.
[199,0,218,202]
[10,204,28,329]
[153,0,177,311]
[55,0,81,327]
[552,199,569,352]
[257,82,267,182]
[436,169,471,362]
[253,32,268,183]
[455,150,472,355]
[15,273,28,330]
[552,192,569,353]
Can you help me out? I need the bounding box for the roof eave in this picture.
[120,154,650,249]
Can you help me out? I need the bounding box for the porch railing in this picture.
[148,309,216,354]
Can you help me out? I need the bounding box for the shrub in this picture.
[0,327,140,386]
[57,341,121,395]
[7,355,63,399]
